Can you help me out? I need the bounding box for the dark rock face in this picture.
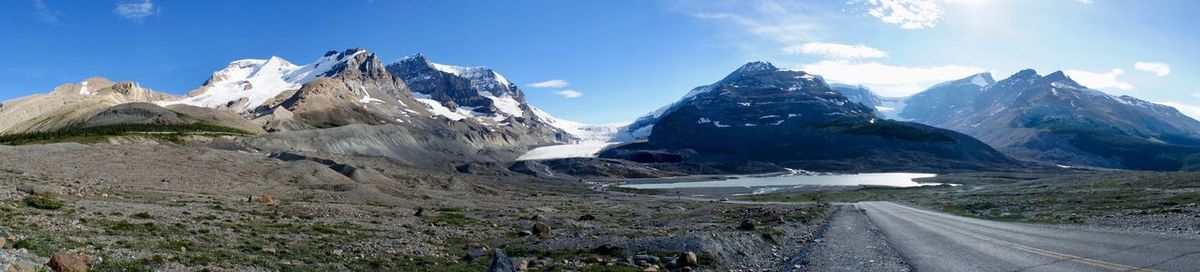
[901,70,1200,170]
[388,54,523,113]
[606,62,1015,172]
[387,54,571,144]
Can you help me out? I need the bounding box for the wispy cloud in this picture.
[1133,62,1170,77]
[691,0,820,43]
[555,90,583,99]
[783,42,888,59]
[799,60,986,97]
[114,0,157,22]
[33,0,60,24]
[1064,68,1133,90]
[1075,0,1094,4]
[1156,101,1200,121]
[527,79,570,88]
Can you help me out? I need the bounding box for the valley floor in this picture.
[1,143,1199,271]
[0,143,829,271]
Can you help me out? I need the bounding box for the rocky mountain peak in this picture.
[50,77,117,96]
[387,54,525,106]
[322,49,391,81]
[397,53,432,65]
[1012,69,1040,78]
[735,61,778,73]
[1040,70,1084,88]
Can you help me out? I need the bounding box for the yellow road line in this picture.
[883,203,1161,272]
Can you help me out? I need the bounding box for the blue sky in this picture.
[2,0,1199,124]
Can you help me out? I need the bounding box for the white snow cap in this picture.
[163,49,368,112]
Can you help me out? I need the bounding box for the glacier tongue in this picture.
[530,107,627,142]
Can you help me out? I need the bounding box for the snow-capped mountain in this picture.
[900,69,1200,170]
[386,54,597,143]
[386,54,528,123]
[603,61,1015,171]
[165,50,372,112]
[897,72,995,124]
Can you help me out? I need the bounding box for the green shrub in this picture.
[23,195,64,210]
[131,212,154,219]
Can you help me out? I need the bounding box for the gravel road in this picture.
[785,204,911,271]
[860,201,1200,272]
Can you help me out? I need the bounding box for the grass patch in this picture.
[92,259,155,272]
[427,212,475,227]
[131,212,154,219]
[13,235,77,256]
[0,122,250,145]
[89,219,174,236]
[608,185,665,195]
[814,119,954,142]
[23,195,64,210]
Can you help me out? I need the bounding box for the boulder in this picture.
[46,251,87,272]
[488,249,514,272]
[738,219,756,231]
[17,184,60,197]
[633,254,660,264]
[6,261,42,272]
[531,223,551,237]
[679,251,699,267]
[258,194,277,206]
[465,243,490,260]
[592,244,623,255]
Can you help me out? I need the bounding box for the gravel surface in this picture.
[784,204,911,271]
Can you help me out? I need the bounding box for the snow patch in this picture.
[970,74,989,86]
[414,97,472,121]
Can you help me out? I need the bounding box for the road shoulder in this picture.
[784,204,911,271]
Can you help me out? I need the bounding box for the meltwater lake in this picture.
[622,173,941,189]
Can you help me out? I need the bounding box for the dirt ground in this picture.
[0,143,830,271]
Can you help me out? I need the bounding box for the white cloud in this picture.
[859,0,987,29]
[1064,69,1133,90]
[799,60,987,97]
[692,1,818,43]
[527,79,570,88]
[33,0,60,24]
[1191,92,1200,99]
[783,42,888,59]
[863,0,944,29]
[1155,101,1200,121]
[555,90,583,98]
[114,0,156,22]
[1075,0,1094,4]
[1133,62,1171,77]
